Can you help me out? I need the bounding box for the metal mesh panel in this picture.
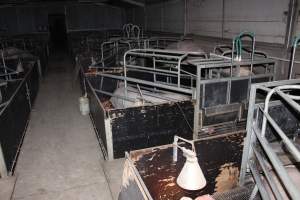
[213,186,258,200]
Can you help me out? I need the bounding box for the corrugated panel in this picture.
[163,0,184,33]
[66,4,123,31]
[224,0,288,43]
[0,7,18,34]
[108,6,123,29]
[146,3,162,31]
[146,0,184,33]
[133,7,145,27]
[18,7,35,33]
[187,0,223,37]
[293,3,300,36]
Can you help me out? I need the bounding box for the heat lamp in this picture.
[173,136,207,191]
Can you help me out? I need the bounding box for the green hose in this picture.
[233,31,255,60]
[292,35,300,48]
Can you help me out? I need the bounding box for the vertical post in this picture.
[239,85,257,184]
[248,37,256,99]
[177,60,181,87]
[193,66,201,139]
[0,144,7,178]
[124,52,128,99]
[282,0,298,79]
[284,0,298,50]
[153,52,156,84]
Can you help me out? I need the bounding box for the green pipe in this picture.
[292,35,300,47]
[234,31,255,59]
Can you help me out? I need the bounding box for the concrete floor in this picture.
[0,176,16,200]
[12,52,124,200]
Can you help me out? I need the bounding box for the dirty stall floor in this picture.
[12,52,124,200]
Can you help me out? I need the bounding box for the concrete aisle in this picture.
[12,52,117,200]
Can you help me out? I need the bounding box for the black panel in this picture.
[0,64,39,174]
[230,79,248,103]
[109,101,194,158]
[252,77,270,84]
[256,103,300,141]
[0,82,30,173]
[86,82,108,153]
[203,111,239,126]
[204,82,228,107]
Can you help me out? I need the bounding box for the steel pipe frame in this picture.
[124,152,154,200]
[97,35,198,70]
[100,40,118,67]
[86,31,275,140]
[289,33,300,79]
[260,85,300,161]
[253,126,300,199]
[126,83,190,102]
[123,49,199,95]
[85,48,201,137]
[190,54,275,109]
[96,77,183,105]
[252,146,284,200]
[240,79,300,184]
[123,49,200,137]
[88,72,193,95]
[128,87,186,102]
[124,67,195,83]
[239,79,300,200]
[248,160,272,200]
[98,38,166,69]
[192,54,275,68]
[91,44,276,138]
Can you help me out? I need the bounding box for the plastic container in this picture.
[79,95,90,116]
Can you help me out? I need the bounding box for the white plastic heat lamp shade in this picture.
[176,149,207,191]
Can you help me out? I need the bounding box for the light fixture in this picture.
[173,136,207,191]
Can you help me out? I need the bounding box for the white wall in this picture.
[224,0,288,43]
[187,0,223,38]
[187,0,290,44]
[145,0,291,44]
[187,0,289,44]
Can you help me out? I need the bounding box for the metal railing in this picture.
[289,34,300,79]
[240,79,300,200]
[123,48,205,91]
[83,32,277,140]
